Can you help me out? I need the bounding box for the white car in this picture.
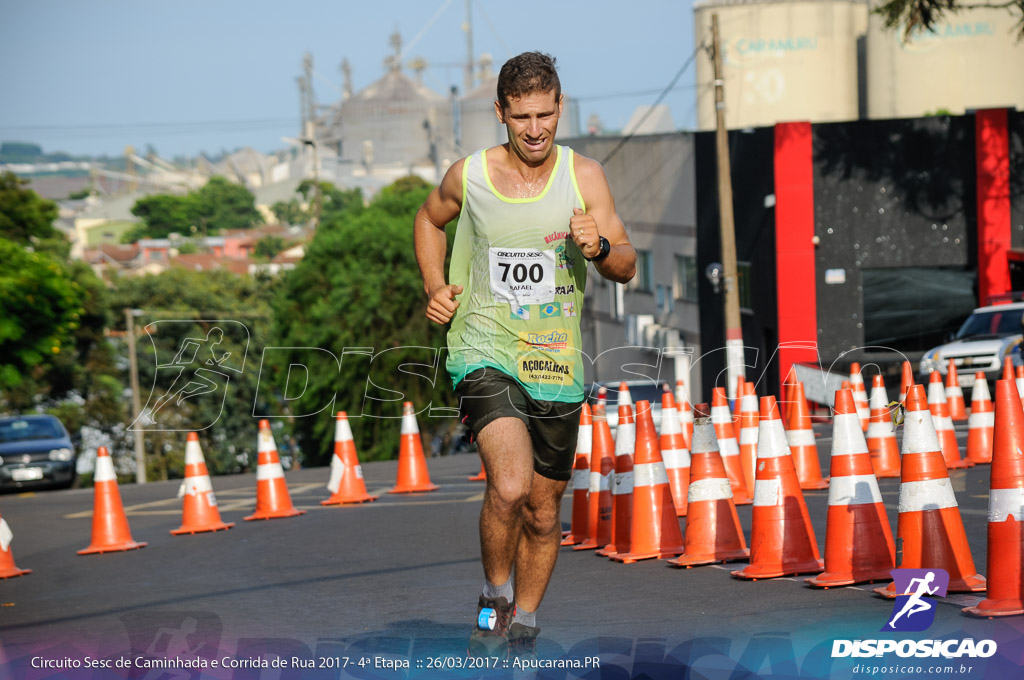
[919,301,1024,388]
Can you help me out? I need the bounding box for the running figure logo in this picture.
[882,568,950,632]
[130,320,250,432]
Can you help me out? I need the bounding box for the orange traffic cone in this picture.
[78,446,147,554]
[849,363,870,430]
[928,371,970,469]
[617,381,633,408]
[598,404,635,557]
[1005,356,1016,382]
[733,396,824,579]
[389,402,439,494]
[873,385,985,597]
[595,385,608,416]
[787,382,829,489]
[966,374,994,465]
[711,387,753,505]
[668,405,749,568]
[1017,365,1024,401]
[806,389,895,587]
[245,420,306,520]
[322,412,378,505]
[171,433,235,534]
[0,512,31,578]
[575,409,614,551]
[660,393,690,517]
[899,361,914,404]
[675,380,694,450]
[782,365,799,425]
[610,400,684,563]
[945,360,967,421]
[562,404,593,546]
[469,460,487,481]
[737,382,759,496]
[866,375,901,478]
[963,379,1024,617]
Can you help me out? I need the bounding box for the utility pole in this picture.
[464,0,474,94]
[710,13,745,400]
[125,308,146,484]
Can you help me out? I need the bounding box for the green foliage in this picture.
[254,235,286,259]
[68,188,91,200]
[271,177,454,464]
[176,241,200,255]
[127,175,262,241]
[298,179,364,222]
[192,176,262,233]
[874,0,1024,41]
[271,198,306,226]
[129,193,193,239]
[0,171,60,243]
[0,238,85,395]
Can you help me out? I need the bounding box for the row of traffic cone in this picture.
[14,404,442,567]
[559,377,1019,613]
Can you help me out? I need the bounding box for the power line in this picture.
[601,46,703,166]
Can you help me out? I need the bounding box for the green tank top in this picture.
[446,145,588,402]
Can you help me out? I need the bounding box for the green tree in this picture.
[271,177,455,464]
[298,180,364,222]
[0,238,85,396]
[254,235,286,259]
[875,0,1024,40]
[0,171,60,243]
[271,198,306,226]
[128,193,193,240]
[192,176,262,233]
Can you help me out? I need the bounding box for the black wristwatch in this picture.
[586,235,611,262]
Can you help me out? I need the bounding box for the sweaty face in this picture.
[496,90,563,164]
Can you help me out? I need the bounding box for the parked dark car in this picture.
[0,415,77,491]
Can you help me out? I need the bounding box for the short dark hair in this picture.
[496,52,561,111]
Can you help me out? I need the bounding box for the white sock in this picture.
[483,575,513,601]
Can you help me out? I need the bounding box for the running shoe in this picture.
[468,595,514,657]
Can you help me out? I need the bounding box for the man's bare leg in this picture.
[513,473,568,613]
[476,417,535,590]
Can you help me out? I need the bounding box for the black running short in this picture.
[454,367,584,482]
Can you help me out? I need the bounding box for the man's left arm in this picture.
[569,155,636,283]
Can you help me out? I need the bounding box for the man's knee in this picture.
[522,493,563,537]
[485,475,531,514]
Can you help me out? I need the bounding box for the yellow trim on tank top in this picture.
[482,145,563,204]
[568,148,586,212]
[459,155,471,220]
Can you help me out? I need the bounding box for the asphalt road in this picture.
[0,420,1020,680]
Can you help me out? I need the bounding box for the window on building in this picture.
[862,267,977,353]
[737,261,752,310]
[630,250,653,292]
[675,255,698,302]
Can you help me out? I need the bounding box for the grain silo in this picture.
[694,0,867,130]
[866,6,1024,119]
[337,63,454,168]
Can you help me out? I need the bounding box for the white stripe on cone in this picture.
[94,456,117,483]
[257,462,285,481]
[968,412,995,428]
[828,475,884,506]
[662,448,691,470]
[786,429,816,448]
[753,478,782,506]
[634,462,670,488]
[327,454,345,494]
[613,471,635,495]
[989,488,1024,523]
[688,477,733,502]
[898,479,959,512]
[572,468,590,490]
[184,439,204,465]
[831,413,869,455]
[589,471,611,493]
[0,518,12,552]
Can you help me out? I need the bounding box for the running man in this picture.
[889,571,940,628]
[414,52,636,657]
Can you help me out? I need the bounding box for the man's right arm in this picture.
[414,159,465,325]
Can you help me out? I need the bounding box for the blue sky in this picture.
[0,0,699,159]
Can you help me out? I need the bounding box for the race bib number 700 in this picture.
[489,248,556,306]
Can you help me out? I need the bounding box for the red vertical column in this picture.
[774,122,818,386]
[976,109,1011,306]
